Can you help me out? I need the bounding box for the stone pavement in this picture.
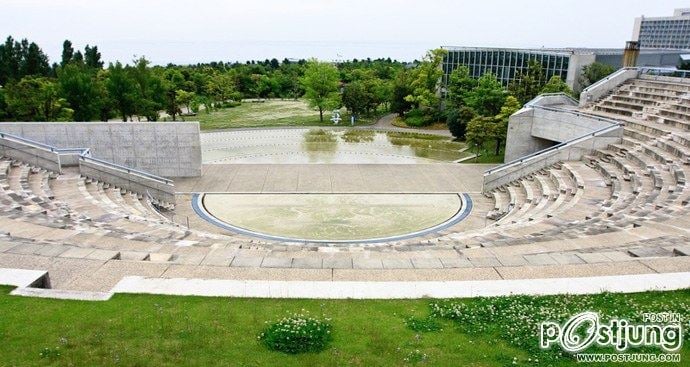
[174,163,489,193]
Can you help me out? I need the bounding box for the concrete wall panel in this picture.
[0,122,201,177]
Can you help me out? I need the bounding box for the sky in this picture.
[1,0,689,65]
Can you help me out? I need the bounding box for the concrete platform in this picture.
[174,164,490,193]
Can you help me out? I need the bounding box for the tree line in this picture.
[0,36,407,123]
[0,37,615,161]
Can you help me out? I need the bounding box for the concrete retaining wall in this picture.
[79,158,175,204]
[0,136,62,173]
[504,108,555,162]
[530,109,616,143]
[505,95,622,163]
[579,68,640,107]
[490,95,624,192]
[484,127,621,191]
[0,122,201,178]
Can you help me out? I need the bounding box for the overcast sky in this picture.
[2,0,689,65]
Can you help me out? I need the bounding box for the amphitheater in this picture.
[1,67,689,299]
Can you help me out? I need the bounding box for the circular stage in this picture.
[192,193,473,243]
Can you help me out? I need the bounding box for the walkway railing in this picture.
[580,67,637,96]
[484,94,622,177]
[0,130,174,202]
[638,67,690,79]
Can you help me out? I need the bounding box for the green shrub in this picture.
[403,109,431,127]
[220,100,241,108]
[259,313,332,354]
[404,316,442,332]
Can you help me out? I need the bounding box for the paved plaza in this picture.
[174,163,488,193]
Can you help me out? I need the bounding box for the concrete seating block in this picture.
[322,257,353,269]
[291,257,323,269]
[468,257,501,268]
[439,257,473,268]
[260,257,293,268]
[85,249,120,261]
[58,247,95,259]
[381,259,414,269]
[149,253,174,263]
[352,258,383,269]
[119,251,151,261]
[230,256,264,268]
[411,258,443,269]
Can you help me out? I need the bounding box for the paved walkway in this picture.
[2,266,689,300]
[370,113,453,137]
[111,271,690,298]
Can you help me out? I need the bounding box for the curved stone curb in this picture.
[191,192,473,244]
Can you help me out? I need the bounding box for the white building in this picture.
[632,8,690,49]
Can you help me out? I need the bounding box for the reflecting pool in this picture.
[201,128,469,164]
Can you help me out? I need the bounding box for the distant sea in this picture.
[46,40,441,65]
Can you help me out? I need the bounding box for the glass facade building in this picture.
[633,9,690,49]
[441,46,688,94]
[441,48,570,88]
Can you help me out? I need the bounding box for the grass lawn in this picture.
[463,141,506,164]
[0,286,688,366]
[196,99,381,130]
[391,116,451,131]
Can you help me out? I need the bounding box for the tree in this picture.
[0,36,22,84]
[508,60,546,104]
[541,75,574,96]
[300,60,341,122]
[84,45,104,69]
[447,65,477,109]
[465,116,493,158]
[269,58,280,69]
[446,106,475,140]
[404,48,446,112]
[5,76,70,121]
[492,96,521,155]
[72,50,84,64]
[161,68,186,121]
[341,81,370,117]
[130,57,164,121]
[579,62,615,89]
[0,86,7,119]
[175,89,196,116]
[105,61,138,121]
[61,40,74,66]
[464,73,506,116]
[19,42,50,77]
[205,71,239,108]
[57,63,102,121]
[391,70,413,116]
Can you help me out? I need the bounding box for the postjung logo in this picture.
[540,311,683,353]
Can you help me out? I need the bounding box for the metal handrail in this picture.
[79,155,173,185]
[483,105,622,176]
[0,130,173,186]
[0,131,63,152]
[638,67,690,79]
[525,92,579,107]
[580,67,637,95]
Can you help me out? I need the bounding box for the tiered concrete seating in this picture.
[2,76,690,289]
[463,78,690,254]
[0,160,241,267]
